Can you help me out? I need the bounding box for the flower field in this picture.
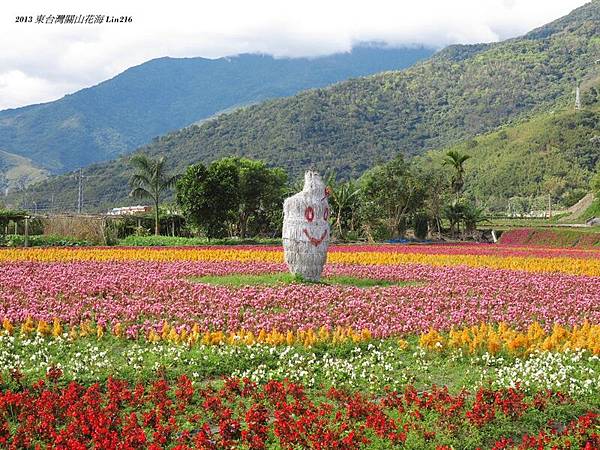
[0,244,598,448]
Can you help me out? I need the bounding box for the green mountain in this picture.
[0,45,433,177]
[0,150,48,195]
[422,99,600,210]
[11,1,600,213]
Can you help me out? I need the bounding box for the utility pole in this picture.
[575,84,581,110]
[24,217,29,247]
[77,168,83,214]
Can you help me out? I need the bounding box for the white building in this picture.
[106,205,151,216]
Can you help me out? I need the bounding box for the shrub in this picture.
[2,234,92,247]
[43,216,116,245]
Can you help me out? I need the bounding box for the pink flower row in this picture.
[1,260,598,338]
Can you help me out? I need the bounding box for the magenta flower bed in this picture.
[1,260,599,338]
[499,228,600,249]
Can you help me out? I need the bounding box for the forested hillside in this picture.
[0,45,433,178]
[10,0,600,213]
[423,97,600,210]
[0,150,47,194]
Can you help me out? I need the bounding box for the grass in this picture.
[579,197,600,223]
[188,272,422,288]
[484,218,554,229]
[118,235,281,247]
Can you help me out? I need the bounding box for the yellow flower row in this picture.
[419,321,600,355]
[0,248,278,263]
[1,247,600,276]
[336,253,600,277]
[150,324,373,347]
[5,317,598,354]
[2,317,373,347]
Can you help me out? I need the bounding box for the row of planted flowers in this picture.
[0,372,597,449]
[3,245,600,274]
[6,242,600,259]
[2,261,600,336]
[498,228,600,249]
[0,244,598,448]
[2,330,599,398]
[4,317,600,355]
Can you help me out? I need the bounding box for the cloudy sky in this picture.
[0,0,590,111]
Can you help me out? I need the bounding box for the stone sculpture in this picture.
[282,171,330,281]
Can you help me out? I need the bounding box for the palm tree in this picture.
[329,180,361,239]
[462,202,487,235]
[442,150,471,200]
[129,154,178,235]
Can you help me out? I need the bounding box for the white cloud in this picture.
[0,70,78,109]
[0,0,591,110]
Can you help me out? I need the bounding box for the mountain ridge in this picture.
[8,1,600,212]
[0,45,434,178]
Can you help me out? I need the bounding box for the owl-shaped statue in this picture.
[282,171,330,281]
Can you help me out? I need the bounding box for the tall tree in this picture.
[177,157,287,239]
[412,157,450,238]
[359,155,426,239]
[232,158,287,238]
[176,160,239,239]
[129,154,178,235]
[442,150,471,200]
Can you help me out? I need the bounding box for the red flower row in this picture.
[0,371,597,449]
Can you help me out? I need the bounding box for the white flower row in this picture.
[1,333,599,398]
[490,350,600,396]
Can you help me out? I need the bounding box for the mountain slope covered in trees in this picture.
[421,96,600,210]
[11,0,600,212]
[0,149,48,194]
[0,45,433,178]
